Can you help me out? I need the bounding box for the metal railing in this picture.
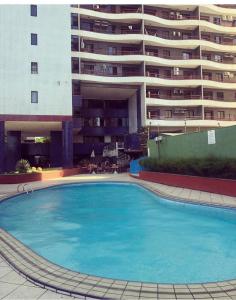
[146,93,201,99]
[17,183,33,194]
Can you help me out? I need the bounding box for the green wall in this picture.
[148,125,236,160]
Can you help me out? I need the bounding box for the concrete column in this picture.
[128,93,138,133]
[6,131,21,172]
[50,131,62,167]
[62,121,73,168]
[0,121,5,173]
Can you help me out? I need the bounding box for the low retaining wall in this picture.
[138,171,236,197]
[0,168,81,184]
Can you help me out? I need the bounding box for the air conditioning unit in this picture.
[173,67,180,75]
[222,15,227,21]
[173,31,176,36]
[224,72,230,76]
[177,14,183,19]
[178,31,181,37]
[228,15,233,21]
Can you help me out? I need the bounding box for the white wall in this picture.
[0,5,72,116]
[128,92,137,133]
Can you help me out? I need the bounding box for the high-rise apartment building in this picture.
[1,4,236,171]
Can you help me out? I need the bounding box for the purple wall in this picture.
[0,121,5,173]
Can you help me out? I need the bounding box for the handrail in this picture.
[17,183,33,194]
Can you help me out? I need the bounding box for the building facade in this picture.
[0,5,72,172]
[1,4,236,171]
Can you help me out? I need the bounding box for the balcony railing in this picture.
[201,36,236,45]
[144,8,198,20]
[146,92,201,99]
[146,72,201,80]
[205,116,236,121]
[145,29,198,40]
[145,51,200,60]
[80,26,142,35]
[147,115,202,120]
[80,5,142,14]
[147,115,236,121]
[80,48,142,55]
[203,76,236,83]
[200,16,236,27]
[201,55,236,64]
[81,68,141,77]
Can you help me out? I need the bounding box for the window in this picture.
[214,54,222,62]
[163,49,170,58]
[164,110,172,118]
[72,81,80,95]
[186,110,194,118]
[31,62,38,74]
[182,52,191,60]
[213,17,221,24]
[217,92,224,100]
[30,5,37,16]
[31,33,38,45]
[215,36,222,44]
[215,73,223,81]
[71,13,78,29]
[31,91,38,103]
[217,111,225,119]
[71,58,79,73]
[71,35,79,51]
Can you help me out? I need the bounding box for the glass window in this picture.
[217,92,224,100]
[30,5,37,17]
[31,91,38,103]
[71,58,79,73]
[163,49,170,58]
[31,33,38,45]
[164,110,172,118]
[71,13,78,29]
[217,111,225,119]
[72,81,80,95]
[31,62,38,74]
[71,35,79,51]
[182,52,191,59]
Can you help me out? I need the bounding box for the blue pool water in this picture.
[1,182,236,284]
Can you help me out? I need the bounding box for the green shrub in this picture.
[139,157,236,179]
[15,159,31,174]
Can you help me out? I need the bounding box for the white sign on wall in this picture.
[208,130,216,145]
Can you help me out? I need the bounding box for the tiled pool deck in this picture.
[1,173,236,300]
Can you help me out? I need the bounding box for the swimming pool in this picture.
[1,182,236,284]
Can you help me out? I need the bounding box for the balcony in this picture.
[145,28,198,40]
[80,48,142,56]
[201,54,236,64]
[146,71,201,80]
[80,23,142,35]
[148,114,202,121]
[201,35,236,45]
[145,51,200,60]
[78,108,128,118]
[80,5,142,14]
[200,15,236,28]
[144,7,198,20]
[146,92,201,100]
[81,68,141,77]
[81,126,129,136]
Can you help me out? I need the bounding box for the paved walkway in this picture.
[0,173,236,299]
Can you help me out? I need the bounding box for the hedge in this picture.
[139,157,236,179]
